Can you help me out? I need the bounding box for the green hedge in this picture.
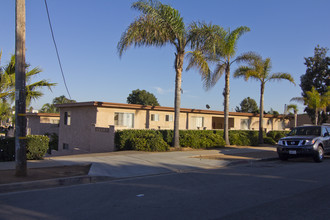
[115,130,169,152]
[115,129,286,152]
[0,135,50,161]
[266,130,290,142]
[229,130,259,146]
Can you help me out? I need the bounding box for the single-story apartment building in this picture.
[26,113,60,136]
[52,101,290,155]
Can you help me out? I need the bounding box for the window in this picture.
[64,112,71,125]
[165,114,173,122]
[63,143,69,150]
[151,114,159,121]
[114,112,134,128]
[240,119,250,130]
[191,116,204,129]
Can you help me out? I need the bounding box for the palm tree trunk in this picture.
[173,51,184,149]
[294,112,297,127]
[259,83,265,144]
[223,64,230,146]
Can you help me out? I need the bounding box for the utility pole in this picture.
[15,0,27,177]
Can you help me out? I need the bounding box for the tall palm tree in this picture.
[118,1,212,148]
[3,55,56,106]
[286,104,298,127]
[291,86,329,125]
[187,24,251,145]
[234,53,295,144]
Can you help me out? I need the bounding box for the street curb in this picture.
[227,157,279,166]
[0,175,114,194]
[0,156,279,194]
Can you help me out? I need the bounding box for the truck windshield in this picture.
[288,126,321,136]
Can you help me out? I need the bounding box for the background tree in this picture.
[300,45,330,123]
[235,97,259,113]
[188,24,251,145]
[118,1,213,148]
[52,95,76,105]
[291,86,329,125]
[40,95,76,113]
[234,53,295,144]
[127,89,160,106]
[286,104,298,127]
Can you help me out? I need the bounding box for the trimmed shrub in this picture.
[115,130,169,151]
[0,135,49,161]
[45,133,59,154]
[0,138,15,161]
[158,130,173,146]
[229,130,259,146]
[263,136,277,145]
[267,131,290,142]
[26,135,50,160]
[179,130,225,149]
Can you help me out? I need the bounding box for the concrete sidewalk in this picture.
[0,146,278,193]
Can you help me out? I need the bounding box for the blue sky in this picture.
[0,0,329,114]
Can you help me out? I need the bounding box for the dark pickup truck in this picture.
[277,125,330,162]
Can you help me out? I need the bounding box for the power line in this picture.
[44,0,72,99]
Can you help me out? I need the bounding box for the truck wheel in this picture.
[313,146,324,163]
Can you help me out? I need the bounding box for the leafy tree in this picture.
[235,97,258,113]
[187,23,251,145]
[118,1,213,148]
[286,104,298,127]
[234,53,295,144]
[300,45,330,123]
[291,86,329,125]
[1,54,56,106]
[127,89,160,106]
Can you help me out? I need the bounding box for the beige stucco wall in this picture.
[27,115,60,136]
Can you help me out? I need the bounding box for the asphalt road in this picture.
[1,158,330,220]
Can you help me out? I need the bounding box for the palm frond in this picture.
[234,66,260,81]
[206,63,226,89]
[234,52,261,65]
[118,0,186,57]
[290,97,304,104]
[268,73,295,85]
[286,104,298,114]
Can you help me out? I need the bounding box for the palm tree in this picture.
[0,51,11,100]
[234,53,295,144]
[118,1,212,148]
[286,104,298,127]
[40,103,57,113]
[3,55,56,106]
[53,95,76,105]
[291,86,329,125]
[187,24,251,145]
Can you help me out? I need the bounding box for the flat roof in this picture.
[56,101,285,118]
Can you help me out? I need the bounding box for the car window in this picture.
[288,126,321,136]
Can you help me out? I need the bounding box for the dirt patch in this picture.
[0,164,91,185]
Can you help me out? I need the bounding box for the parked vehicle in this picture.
[277,124,330,162]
